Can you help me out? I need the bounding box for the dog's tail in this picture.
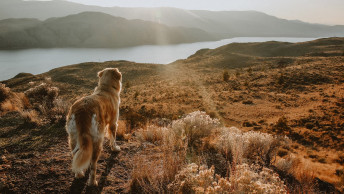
[72,134,93,174]
[72,113,94,174]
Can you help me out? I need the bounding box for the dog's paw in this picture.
[87,179,98,186]
[111,144,121,152]
[75,171,85,178]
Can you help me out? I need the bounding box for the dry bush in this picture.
[130,156,167,193]
[289,160,316,193]
[0,84,30,114]
[129,120,188,192]
[19,110,40,126]
[135,125,167,145]
[24,83,69,124]
[25,83,59,109]
[216,127,246,165]
[168,163,225,193]
[115,120,131,141]
[171,111,220,147]
[243,131,287,166]
[0,83,10,103]
[230,163,287,193]
[273,116,291,133]
[223,70,230,82]
[216,127,289,166]
[39,98,70,124]
[275,155,298,173]
[1,100,16,112]
[129,112,291,193]
[276,156,317,193]
[169,163,287,194]
[129,145,186,193]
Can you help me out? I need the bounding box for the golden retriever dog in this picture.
[65,68,122,186]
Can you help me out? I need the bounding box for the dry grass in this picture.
[135,125,167,145]
[115,120,131,141]
[129,140,186,193]
[129,112,290,193]
[19,110,40,125]
[0,83,30,115]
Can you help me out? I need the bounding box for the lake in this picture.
[0,37,318,81]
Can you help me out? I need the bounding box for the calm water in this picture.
[0,37,318,81]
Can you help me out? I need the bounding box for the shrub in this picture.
[216,127,288,166]
[243,121,253,127]
[171,111,220,147]
[223,70,229,82]
[0,83,10,103]
[216,127,246,164]
[169,163,287,194]
[130,156,167,193]
[24,83,71,124]
[129,112,290,193]
[1,100,16,112]
[276,155,298,173]
[168,163,230,193]
[230,163,287,193]
[129,132,186,193]
[115,120,131,141]
[305,122,314,130]
[41,98,70,124]
[135,125,167,145]
[0,84,30,114]
[242,100,253,105]
[273,117,291,133]
[125,81,131,89]
[19,110,40,126]
[25,83,59,109]
[134,91,139,99]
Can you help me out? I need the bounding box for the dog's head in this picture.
[97,68,122,92]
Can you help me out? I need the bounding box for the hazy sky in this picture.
[65,0,344,25]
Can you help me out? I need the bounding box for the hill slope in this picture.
[1,37,343,193]
[1,0,344,38]
[0,12,215,49]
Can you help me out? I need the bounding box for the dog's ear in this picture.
[98,69,104,78]
[113,69,122,80]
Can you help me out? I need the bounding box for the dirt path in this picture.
[1,136,141,193]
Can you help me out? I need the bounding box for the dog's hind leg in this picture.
[66,115,85,178]
[66,115,78,153]
[88,141,102,186]
[109,123,121,152]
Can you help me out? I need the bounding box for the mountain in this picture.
[0,12,215,49]
[1,0,344,38]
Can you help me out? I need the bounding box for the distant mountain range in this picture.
[0,0,344,49]
[0,12,214,49]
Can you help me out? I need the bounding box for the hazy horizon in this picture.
[60,0,344,25]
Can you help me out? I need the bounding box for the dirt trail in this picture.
[1,135,141,193]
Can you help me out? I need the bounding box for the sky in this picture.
[65,0,344,25]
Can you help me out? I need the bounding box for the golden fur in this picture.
[66,68,122,186]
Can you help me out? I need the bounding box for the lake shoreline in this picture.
[0,37,319,81]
